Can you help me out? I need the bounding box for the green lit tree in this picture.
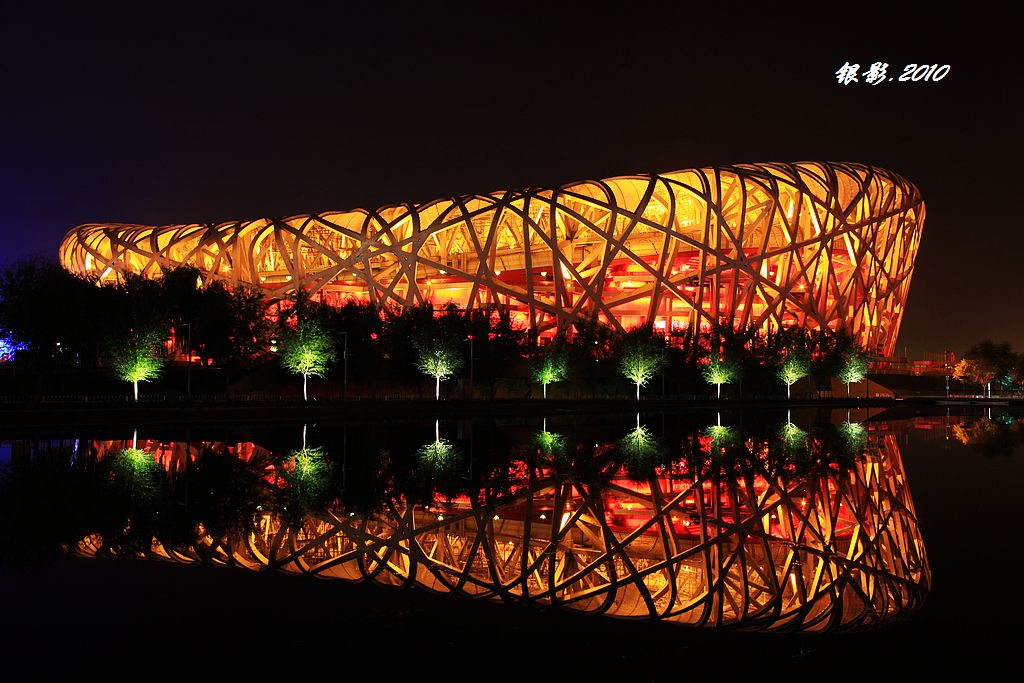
[533,345,568,399]
[278,318,337,401]
[837,350,869,397]
[414,333,464,400]
[109,326,167,401]
[702,356,739,399]
[778,352,811,399]
[618,337,666,401]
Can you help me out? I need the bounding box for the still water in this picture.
[0,406,1020,673]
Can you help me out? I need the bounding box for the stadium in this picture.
[59,161,923,356]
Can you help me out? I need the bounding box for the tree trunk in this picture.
[787,384,791,400]
[133,380,138,402]
[303,373,308,401]
[436,376,440,400]
[636,383,640,401]
[543,384,547,399]
[717,383,721,399]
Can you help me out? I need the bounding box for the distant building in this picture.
[59,161,923,356]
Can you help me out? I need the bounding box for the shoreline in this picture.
[0,395,1017,430]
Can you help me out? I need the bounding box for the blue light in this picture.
[0,335,27,362]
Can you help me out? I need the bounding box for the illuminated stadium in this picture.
[59,161,923,356]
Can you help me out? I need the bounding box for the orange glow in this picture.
[59,162,923,356]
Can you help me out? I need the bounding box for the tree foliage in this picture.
[617,328,666,398]
[278,317,337,396]
[414,331,464,392]
[108,324,167,397]
[953,340,1016,391]
[702,355,740,393]
[533,343,568,397]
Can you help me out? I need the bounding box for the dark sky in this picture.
[0,4,1016,357]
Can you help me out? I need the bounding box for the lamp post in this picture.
[945,349,950,399]
[464,335,475,399]
[468,335,474,396]
[341,331,348,399]
[182,323,192,400]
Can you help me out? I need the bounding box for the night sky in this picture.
[0,5,1015,357]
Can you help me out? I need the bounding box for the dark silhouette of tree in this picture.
[954,340,1016,396]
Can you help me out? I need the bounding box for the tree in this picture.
[0,257,117,373]
[108,325,167,401]
[617,334,666,400]
[414,332,464,400]
[702,355,739,399]
[278,318,336,401]
[533,344,568,398]
[953,341,1016,397]
[837,349,869,397]
[778,351,811,399]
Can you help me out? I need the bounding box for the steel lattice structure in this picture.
[74,432,929,632]
[59,161,923,355]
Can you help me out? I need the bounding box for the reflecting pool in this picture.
[0,409,933,633]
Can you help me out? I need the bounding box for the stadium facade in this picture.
[59,161,923,356]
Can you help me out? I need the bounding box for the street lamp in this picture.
[182,323,192,400]
[944,348,951,399]
[341,331,348,398]
[463,335,475,399]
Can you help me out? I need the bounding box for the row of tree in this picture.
[0,259,873,400]
[0,416,870,566]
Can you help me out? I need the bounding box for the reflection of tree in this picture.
[278,445,336,527]
[0,445,94,568]
[620,422,664,481]
[954,416,1021,457]
[405,419,466,505]
[97,446,170,556]
[413,421,465,503]
[167,444,272,547]
[534,430,566,458]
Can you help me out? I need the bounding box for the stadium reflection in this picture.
[3,413,930,632]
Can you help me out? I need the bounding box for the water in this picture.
[0,406,1020,675]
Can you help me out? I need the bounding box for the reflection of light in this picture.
[560,511,572,530]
